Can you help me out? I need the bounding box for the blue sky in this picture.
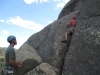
[0,0,70,49]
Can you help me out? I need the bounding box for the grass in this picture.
[0,47,5,75]
[0,58,5,75]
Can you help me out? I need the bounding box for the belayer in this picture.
[2,35,23,75]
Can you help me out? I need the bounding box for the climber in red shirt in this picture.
[61,15,77,43]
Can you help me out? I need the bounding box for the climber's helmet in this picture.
[72,15,76,19]
[7,35,17,45]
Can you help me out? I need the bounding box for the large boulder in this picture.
[25,63,58,75]
[62,0,100,75]
[15,44,42,75]
[26,11,79,75]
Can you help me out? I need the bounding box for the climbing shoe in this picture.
[61,40,67,43]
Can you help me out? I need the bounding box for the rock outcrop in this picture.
[15,44,42,75]
[25,63,58,75]
[26,11,79,75]
[62,0,100,75]
[16,0,100,75]
[16,11,79,75]
[58,0,79,19]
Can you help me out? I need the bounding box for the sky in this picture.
[0,0,70,49]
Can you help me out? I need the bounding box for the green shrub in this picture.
[0,58,4,61]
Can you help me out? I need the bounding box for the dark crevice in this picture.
[60,34,73,75]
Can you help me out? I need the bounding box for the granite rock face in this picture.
[15,11,78,75]
[62,0,100,75]
[16,0,100,75]
[26,11,79,75]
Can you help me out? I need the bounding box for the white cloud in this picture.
[54,0,70,9]
[0,37,9,48]
[62,0,70,3]
[24,0,50,4]
[24,0,38,4]
[40,0,49,3]
[0,20,5,22]
[53,0,61,2]
[24,0,70,4]
[55,3,65,9]
[43,20,53,25]
[6,21,10,24]
[3,30,8,34]
[7,16,44,32]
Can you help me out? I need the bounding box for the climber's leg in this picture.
[61,32,68,43]
[61,27,75,43]
[61,28,72,43]
[65,32,68,40]
[70,27,74,34]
